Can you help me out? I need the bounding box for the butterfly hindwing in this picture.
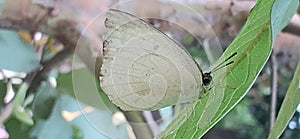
[100,9,203,110]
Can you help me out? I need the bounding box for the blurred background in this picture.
[0,0,299,139]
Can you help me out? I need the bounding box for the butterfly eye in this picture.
[202,73,212,86]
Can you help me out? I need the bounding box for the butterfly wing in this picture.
[100,9,203,111]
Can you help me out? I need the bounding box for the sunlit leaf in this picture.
[158,0,287,138]
[268,59,300,139]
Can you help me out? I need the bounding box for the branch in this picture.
[270,52,278,130]
[25,47,74,93]
[0,102,13,123]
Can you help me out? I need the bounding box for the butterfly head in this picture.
[202,52,237,87]
[202,72,213,86]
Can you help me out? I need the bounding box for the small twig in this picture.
[0,101,13,123]
[25,47,74,93]
[0,17,40,32]
[270,52,278,131]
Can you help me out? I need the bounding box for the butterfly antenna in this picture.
[209,52,237,74]
[202,52,237,86]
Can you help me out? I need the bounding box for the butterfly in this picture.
[99,9,236,111]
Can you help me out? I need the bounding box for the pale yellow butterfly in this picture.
[99,9,235,111]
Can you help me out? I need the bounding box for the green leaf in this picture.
[12,84,27,110]
[13,108,34,125]
[12,84,34,125]
[32,81,58,119]
[57,71,74,97]
[185,35,194,45]
[0,30,39,73]
[271,0,299,39]
[267,59,300,139]
[4,117,32,139]
[158,0,278,138]
[0,81,6,105]
[72,126,83,139]
[23,94,34,107]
